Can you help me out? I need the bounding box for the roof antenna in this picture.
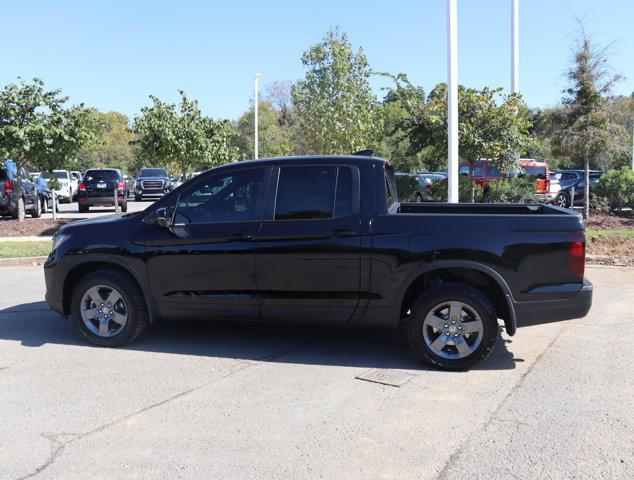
[353,149,374,156]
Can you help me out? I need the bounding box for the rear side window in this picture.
[488,166,502,177]
[334,166,354,217]
[524,166,547,179]
[275,166,336,220]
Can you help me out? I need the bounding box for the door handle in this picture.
[332,229,356,237]
[227,233,254,241]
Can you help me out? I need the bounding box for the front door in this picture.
[145,167,269,320]
[256,164,362,323]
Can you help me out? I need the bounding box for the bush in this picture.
[428,176,473,203]
[595,168,634,209]
[487,177,537,203]
[395,174,420,202]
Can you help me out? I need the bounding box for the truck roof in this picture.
[215,155,389,171]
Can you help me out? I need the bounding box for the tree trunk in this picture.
[583,156,590,220]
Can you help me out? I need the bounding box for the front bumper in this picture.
[514,279,593,328]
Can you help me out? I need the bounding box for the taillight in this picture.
[78,182,86,191]
[567,232,585,279]
[3,180,13,195]
[117,181,125,190]
[426,183,433,190]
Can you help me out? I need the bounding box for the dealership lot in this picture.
[0,266,632,479]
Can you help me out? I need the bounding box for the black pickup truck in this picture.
[44,155,592,369]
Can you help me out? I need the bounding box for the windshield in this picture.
[139,168,168,178]
[53,171,68,180]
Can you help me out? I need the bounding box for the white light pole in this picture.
[512,0,519,94]
[447,0,459,203]
[254,73,261,159]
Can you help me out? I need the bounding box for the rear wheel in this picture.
[41,197,48,214]
[121,201,128,212]
[78,204,89,213]
[415,193,423,203]
[71,270,149,347]
[406,283,498,370]
[134,194,141,202]
[30,195,41,218]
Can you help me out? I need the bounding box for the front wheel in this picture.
[555,192,569,208]
[70,270,150,347]
[406,283,498,370]
[30,195,42,218]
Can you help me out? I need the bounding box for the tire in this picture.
[555,192,569,208]
[78,204,89,213]
[41,197,48,214]
[121,201,128,213]
[11,197,26,221]
[30,195,42,218]
[134,194,141,202]
[415,193,423,203]
[406,283,498,370]
[70,270,150,347]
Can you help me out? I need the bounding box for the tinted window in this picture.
[458,165,470,176]
[53,171,68,179]
[175,169,264,224]
[334,167,354,217]
[84,170,120,182]
[275,166,335,220]
[488,166,502,177]
[523,166,547,179]
[139,168,168,177]
[385,175,395,208]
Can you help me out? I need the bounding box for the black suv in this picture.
[78,168,127,213]
[1,160,42,219]
[134,168,172,201]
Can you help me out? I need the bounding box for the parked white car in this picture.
[70,171,82,198]
[48,170,73,203]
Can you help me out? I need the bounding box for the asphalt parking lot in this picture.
[43,197,153,220]
[0,266,632,479]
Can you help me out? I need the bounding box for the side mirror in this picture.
[154,206,173,230]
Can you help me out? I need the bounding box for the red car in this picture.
[458,162,502,190]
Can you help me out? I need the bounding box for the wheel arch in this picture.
[62,256,158,323]
[397,261,517,336]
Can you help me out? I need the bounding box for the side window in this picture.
[334,166,354,217]
[174,169,264,224]
[275,166,336,220]
[385,175,394,208]
[458,165,470,176]
[473,166,484,177]
[488,166,501,177]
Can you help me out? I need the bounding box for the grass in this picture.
[586,229,634,239]
[0,241,52,259]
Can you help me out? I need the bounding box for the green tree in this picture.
[292,28,382,154]
[548,29,625,218]
[132,90,237,175]
[393,78,532,202]
[76,111,135,173]
[232,101,295,159]
[0,77,100,219]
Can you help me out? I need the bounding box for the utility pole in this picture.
[254,73,261,159]
[512,0,519,94]
[447,0,459,203]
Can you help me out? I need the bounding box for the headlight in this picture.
[52,233,71,251]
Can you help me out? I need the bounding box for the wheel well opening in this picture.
[62,262,139,315]
[400,268,510,322]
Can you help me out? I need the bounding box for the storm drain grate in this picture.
[355,369,414,387]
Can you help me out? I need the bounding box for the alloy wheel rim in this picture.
[80,285,128,337]
[422,301,484,360]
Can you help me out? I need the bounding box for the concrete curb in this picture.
[0,236,53,242]
[0,256,48,267]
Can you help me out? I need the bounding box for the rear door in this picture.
[256,164,362,323]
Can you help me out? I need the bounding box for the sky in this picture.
[1,0,633,121]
